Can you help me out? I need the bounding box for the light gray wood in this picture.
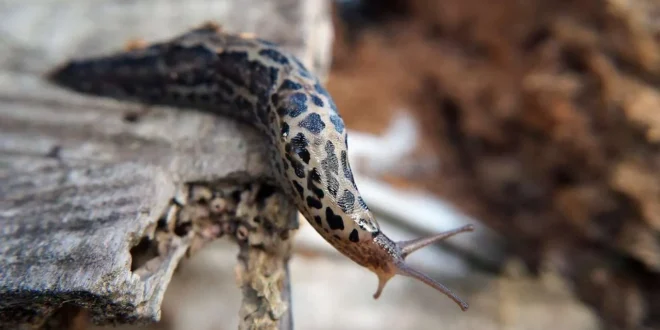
[0,0,333,328]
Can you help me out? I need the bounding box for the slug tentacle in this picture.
[394,261,469,311]
[46,22,475,312]
[370,225,474,311]
[399,224,474,258]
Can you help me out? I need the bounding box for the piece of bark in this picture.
[0,0,333,329]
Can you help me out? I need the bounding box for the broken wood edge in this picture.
[30,176,298,330]
[0,160,182,329]
[8,166,299,330]
[143,179,299,330]
[232,183,298,330]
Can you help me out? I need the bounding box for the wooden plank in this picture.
[0,0,333,328]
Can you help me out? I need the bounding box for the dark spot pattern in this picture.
[270,93,279,107]
[292,57,307,70]
[325,207,344,230]
[349,229,359,243]
[290,133,311,164]
[163,44,217,71]
[321,141,339,174]
[287,92,308,118]
[235,95,253,113]
[314,216,322,226]
[329,101,338,113]
[327,176,339,197]
[329,114,344,133]
[340,150,356,187]
[298,113,325,135]
[292,57,312,78]
[358,196,369,210]
[281,122,289,137]
[255,103,270,127]
[310,168,321,182]
[293,181,304,198]
[280,79,302,91]
[307,168,324,199]
[216,79,234,95]
[341,151,351,179]
[286,153,305,178]
[311,94,324,107]
[53,37,290,131]
[277,106,289,116]
[267,67,279,93]
[306,196,322,209]
[314,83,328,98]
[314,82,338,112]
[218,52,249,86]
[216,51,278,103]
[338,190,355,213]
[256,38,277,47]
[258,48,289,65]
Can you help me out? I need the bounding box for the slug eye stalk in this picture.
[373,224,474,311]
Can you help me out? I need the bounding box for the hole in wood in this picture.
[129,236,159,272]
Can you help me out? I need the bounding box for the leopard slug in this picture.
[46,22,474,311]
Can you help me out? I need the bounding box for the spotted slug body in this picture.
[47,22,473,311]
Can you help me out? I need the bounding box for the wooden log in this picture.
[0,0,333,329]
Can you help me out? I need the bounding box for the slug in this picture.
[46,22,474,311]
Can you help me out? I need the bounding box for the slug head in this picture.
[370,224,474,311]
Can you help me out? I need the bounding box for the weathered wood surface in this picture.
[0,0,333,328]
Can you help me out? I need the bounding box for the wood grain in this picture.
[0,0,333,328]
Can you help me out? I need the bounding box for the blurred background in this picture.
[136,0,657,328]
[4,0,658,329]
